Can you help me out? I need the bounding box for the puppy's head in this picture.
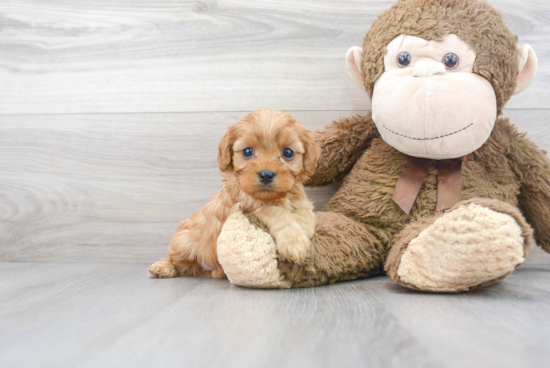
[218,109,320,201]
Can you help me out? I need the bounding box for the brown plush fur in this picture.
[278,212,387,287]
[266,0,547,290]
[149,109,320,279]
[285,112,550,288]
[361,0,518,114]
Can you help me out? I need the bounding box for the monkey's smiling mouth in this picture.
[382,122,474,141]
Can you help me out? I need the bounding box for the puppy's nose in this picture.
[258,170,276,184]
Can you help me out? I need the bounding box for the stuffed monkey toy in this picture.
[217,0,547,292]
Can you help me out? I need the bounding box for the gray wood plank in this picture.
[0,110,348,263]
[366,252,550,368]
[0,0,548,115]
[0,251,548,368]
[1,109,549,263]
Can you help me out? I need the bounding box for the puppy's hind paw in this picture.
[212,268,227,279]
[149,261,178,278]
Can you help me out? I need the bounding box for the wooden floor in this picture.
[1,249,549,368]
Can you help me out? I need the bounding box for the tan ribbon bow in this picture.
[392,155,468,215]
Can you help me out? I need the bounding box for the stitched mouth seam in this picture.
[383,122,474,141]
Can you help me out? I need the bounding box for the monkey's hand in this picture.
[306,113,378,187]
[507,122,550,254]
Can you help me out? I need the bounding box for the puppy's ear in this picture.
[298,124,321,179]
[217,126,235,172]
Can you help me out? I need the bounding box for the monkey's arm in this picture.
[507,125,550,253]
[306,113,379,187]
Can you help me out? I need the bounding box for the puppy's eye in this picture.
[397,52,412,67]
[442,53,459,70]
[242,147,254,158]
[282,148,294,159]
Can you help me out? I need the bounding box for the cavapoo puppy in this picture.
[149,109,321,279]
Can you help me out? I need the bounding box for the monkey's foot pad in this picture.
[396,203,528,292]
[217,211,291,289]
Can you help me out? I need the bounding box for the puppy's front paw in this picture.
[149,261,178,278]
[277,230,311,264]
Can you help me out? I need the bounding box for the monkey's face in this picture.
[371,34,496,159]
[345,1,538,160]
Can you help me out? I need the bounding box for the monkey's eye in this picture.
[282,148,295,159]
[443,53,459,70]
[242,147,254,158]
[397,52,412,67]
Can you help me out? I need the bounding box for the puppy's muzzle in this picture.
[258,170,276,185]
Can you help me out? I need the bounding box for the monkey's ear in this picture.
[513,45,538,95]
[346,46,365,88]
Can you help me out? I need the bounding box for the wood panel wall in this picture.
[1,0,549,263]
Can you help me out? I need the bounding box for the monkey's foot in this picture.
[217,211,292,289]
[385,199,534,292]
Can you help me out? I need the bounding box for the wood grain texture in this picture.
[0,110,346,262]
[0,250,549,368]
[2,2,549,364]
[0,0,548,115]
[1,109,549,263]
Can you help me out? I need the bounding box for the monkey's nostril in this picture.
[413,61,446,77]
[258,170,276,184]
